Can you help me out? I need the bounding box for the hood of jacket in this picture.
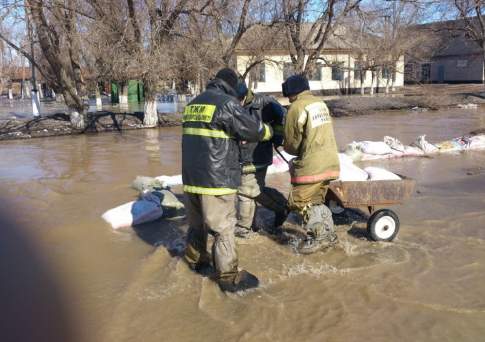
[206,78,239,98]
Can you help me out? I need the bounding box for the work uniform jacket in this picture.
[284,90,340,184]
[240,91,286,174]
[182,79,272,195]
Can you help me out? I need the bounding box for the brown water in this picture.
[1,109,485,341]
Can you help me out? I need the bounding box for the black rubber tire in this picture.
[367,209,400,242]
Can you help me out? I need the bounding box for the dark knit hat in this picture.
[282,74,310,97]
[235,81,248,100]
[215,68,239,91]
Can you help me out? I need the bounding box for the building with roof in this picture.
[405,18,485,84]
[235,24,404,95]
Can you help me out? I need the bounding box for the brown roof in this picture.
[235,23,356,54]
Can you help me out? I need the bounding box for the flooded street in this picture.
[1,108,485,341]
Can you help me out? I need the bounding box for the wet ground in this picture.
[1,108,485,341]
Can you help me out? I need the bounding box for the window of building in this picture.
[309,64,322,81]
[382,67,391,79]
[257,63,266,82]
[331,64,344,81]
[421,63,431,82]
[457,59,468,68]
[354,62,365,80]
[283,63,294,80]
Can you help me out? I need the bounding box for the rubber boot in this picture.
[297,234,338,255]
[217,270,259,293]
[184,245,212,275]
[296,204,337,254]
[254,188,288,235]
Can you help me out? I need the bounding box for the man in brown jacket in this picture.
[281,74,340,254]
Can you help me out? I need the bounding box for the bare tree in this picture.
[280,0,361,76]
[26,0,89,128]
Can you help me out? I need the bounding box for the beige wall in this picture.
[236,54,405,93]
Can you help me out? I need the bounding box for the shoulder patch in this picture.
[305,102,331,128]
[183,104,216,123]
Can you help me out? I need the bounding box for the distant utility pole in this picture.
[26,8,40,117]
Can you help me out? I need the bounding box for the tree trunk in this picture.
[68,106,86,130]
[143,95,158,127]
[119,82,128,106]
[64,92,86,130]
[95,86,102,111]
[360,70,365,95]
[38,83,43,98]
[31,90,40,117]
[370,70,376,96]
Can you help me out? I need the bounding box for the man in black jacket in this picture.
[235,83,288,238]
[182,68,272,293]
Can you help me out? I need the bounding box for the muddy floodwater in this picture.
[1,108,485,341]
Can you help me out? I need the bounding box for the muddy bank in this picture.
[327,92,485,117]
[0,112,182,141]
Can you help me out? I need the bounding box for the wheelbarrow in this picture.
[325,175,416,242]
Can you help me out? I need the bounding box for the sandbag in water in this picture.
[132,176,164,192]
[149,189,185,217]
[102,194,164,229]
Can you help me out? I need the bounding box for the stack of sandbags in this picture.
[411,135,439,154]
[102,176,185,229]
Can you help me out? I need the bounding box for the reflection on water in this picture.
[1,109,485,341]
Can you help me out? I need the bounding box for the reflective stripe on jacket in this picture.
[284,91,340,184]
[182,78,270,195]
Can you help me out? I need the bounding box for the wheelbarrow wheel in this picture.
[367,209,400,242]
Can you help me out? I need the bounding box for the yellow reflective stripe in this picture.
[242,164,256,174]
[183,104,216,123]
[183,185,237,195]
[242,163,267,174]
[183,127,232,139]
[262,124,273,142]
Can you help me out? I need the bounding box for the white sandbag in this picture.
[457,103,478,109]
[358,141,393,155]
[402,145,425,156]
[338,154,368,181]
[344,142,364,161]
[268,150,294,174]
[102,194,163,229]
[469,135,485,149]
[412,135,439,154]
[384,136,405,152]
[364,167,401,181]
[155,174,183,187]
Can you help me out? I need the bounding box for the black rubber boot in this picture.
[186,252,213,276]
[273,209,288,228]
[218,270,259,293]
